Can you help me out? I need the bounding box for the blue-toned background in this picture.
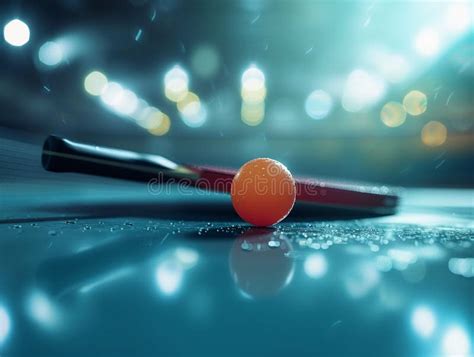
[1,0,472,185]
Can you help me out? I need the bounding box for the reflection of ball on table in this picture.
[231,158,296,226]
[229,228,294,298]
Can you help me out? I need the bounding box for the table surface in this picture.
[0,137,473,356]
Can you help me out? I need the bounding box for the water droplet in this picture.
[241,240,253,251]
[268,240,281,248]
[48,230,57,236]
[369,244,380,252]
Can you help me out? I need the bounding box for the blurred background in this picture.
[0,0,473,186]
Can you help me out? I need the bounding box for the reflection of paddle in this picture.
[36,236,157,297]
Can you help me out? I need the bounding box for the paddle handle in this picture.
[41,135,197,182]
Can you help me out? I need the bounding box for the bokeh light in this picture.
[0,306,10,344]
[177,92,200,114]
[181,104,207,128]
[114,89,138,115]
[175,248,199,269]
[164,65,189,102]
[442,326,471,356]
[84,70,170,136]
[304,253,328,279]
[380,102,406,127]
[414,28,440,57]
[3,19,30,47]
[411,306,436,338]
[305,90,333,120]
[177,92,207,128]
[445,2,472,34]
[448,258,474,278]
[155,259,183,296]
[137,107,164,128]
[38,41,64,66]
[241,65,266,104]
[134,104,156,125]
[241,65,266,126]
[191,44,220,78]
[403,90,427,116]
[100,82,124,107]
[342,69,386,112]
[130,99,149,121]
[421,121,447,147]
[241,102,265,126]
[84,71,108,96]
[146,112,171,136]
[242,66,265,89]
[241,85,267,104]
[27,292,58,327]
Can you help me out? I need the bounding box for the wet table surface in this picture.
[0,140,473,356]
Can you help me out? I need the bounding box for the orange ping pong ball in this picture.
[231,158,296,226]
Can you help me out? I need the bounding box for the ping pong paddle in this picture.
[41,135,398,213]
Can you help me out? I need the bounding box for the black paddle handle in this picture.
[41,135,196,182]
